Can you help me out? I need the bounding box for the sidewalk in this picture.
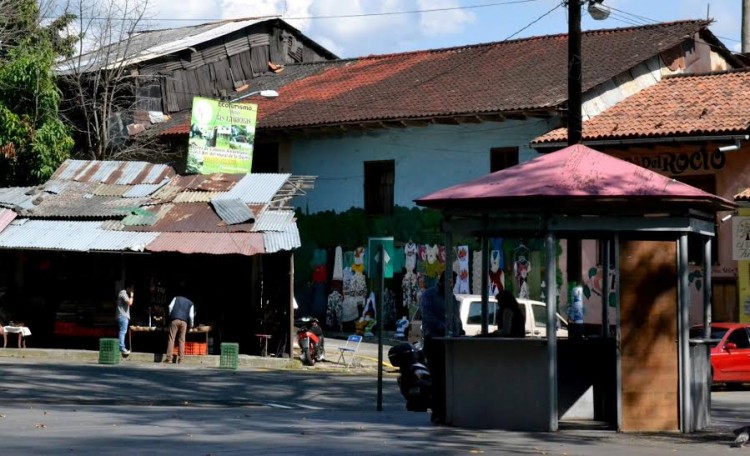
[0,333,395,371]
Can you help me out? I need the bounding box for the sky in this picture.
[143,0,745,58]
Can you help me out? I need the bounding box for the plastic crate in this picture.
[98,338,120,365]
[173,342,208,356]
[219,342,239,370]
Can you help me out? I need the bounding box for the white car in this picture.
[409,294,568,342]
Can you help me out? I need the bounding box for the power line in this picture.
[505,1,563,40]
[44,0,542,23]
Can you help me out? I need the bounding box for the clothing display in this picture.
[332,246,344,281]
[342,268,367,323]
[352,247,366,274]
[326,290,344,331]
[402,272,419,319]
[514,244,531,299]
[404,241,417,274]
[472,251,483,295]
[453,245,470,294]
[312,248,327,266]
[489,249,505,296]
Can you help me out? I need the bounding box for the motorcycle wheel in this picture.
[301,349,315,366]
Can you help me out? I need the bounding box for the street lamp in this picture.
[567,0,609,146]
[230,89,279,103]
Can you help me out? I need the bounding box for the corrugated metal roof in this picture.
[29,195,148,218]
[0,187,36,210]
[252,210,295,232]
[178,173,244,192]
[0,208,17,232]
[123,181,168,198]
[123,203,254,232]
[51,160,175,185]
[211,198,255,225]
[173,191,221,203]
[215,173,291,204]
[146,232,265,256]
[263,222,300,253]
[92,183,130,197]
[0,219,158,252]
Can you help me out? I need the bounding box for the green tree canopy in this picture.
[0,0,75,186]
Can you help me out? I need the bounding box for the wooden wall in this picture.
[619,240,678,431]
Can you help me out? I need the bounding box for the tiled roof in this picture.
[160,20,721,136]
[534,69,750,144]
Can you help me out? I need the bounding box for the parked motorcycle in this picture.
[388,341,432,412]
[296,317,324,366]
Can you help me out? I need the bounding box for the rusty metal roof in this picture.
[29,194,148,219]
[123,202,255,232]
[0,160,305,256]
[146,232,266,256]
[51,160,175,185]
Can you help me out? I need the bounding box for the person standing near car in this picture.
[116,282,134,355]
[163,294,195,364]
[419,272,462,425]
[495,290,526,337]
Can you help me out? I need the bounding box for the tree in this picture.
[0,0,75,186]
[56,0,173,163]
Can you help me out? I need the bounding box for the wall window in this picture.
[251,143,279,173]
[490,147,519,172]
[364,160,395,215]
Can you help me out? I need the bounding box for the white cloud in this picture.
[416,0,475,37]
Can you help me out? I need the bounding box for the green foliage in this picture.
[0,32,73,185]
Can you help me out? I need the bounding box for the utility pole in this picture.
[743,0,750,53]
[567,0,582,146]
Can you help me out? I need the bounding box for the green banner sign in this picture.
[187,97,258,174]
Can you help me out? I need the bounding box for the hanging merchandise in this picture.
[404,241,417,273]
[453,245,470,294]
[488,249,505,296]
[514,243,531,299]
[332,245,344,281]
[352,246,366,274]
[363,291,377,319]
[341,266,366,323]
[423,244,444,278]
[312,248,327,266]
[383,289,397,328]
[472,251,483,295]
[402,240,419,318]
[326,289,344,331]
[395,316,409,339]
[312,264,327,283]
[488,238,505,296]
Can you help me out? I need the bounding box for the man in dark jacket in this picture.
[163,295,195,364]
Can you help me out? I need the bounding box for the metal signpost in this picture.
[368,236,393,411]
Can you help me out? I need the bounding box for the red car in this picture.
[690,323,750,386]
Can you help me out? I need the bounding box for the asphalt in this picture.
[0,338,745,455]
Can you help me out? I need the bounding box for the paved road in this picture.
[0,357,747,455]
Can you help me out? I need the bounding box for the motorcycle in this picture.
[296,317,324,366]
[388,341,432,412]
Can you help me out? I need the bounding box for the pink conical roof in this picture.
[415,144,734,213]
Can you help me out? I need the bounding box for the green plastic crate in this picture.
[98,338,121,365]
[219,342,239,370]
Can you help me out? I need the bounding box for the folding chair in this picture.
[336,334,363,368]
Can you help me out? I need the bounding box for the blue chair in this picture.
[336,334,363,368]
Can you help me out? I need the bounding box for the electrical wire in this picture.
[44,0,542,23]
[505,1,564,40]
